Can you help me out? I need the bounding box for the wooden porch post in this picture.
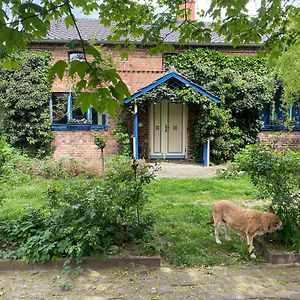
[133,101,139,160]
[203,138,210,167]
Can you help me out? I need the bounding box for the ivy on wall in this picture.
[140,49,275,162]
[0,51,52,157]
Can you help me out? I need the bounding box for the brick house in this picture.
[30,11,300,164]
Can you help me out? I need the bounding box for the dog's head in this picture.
[267,212,283,232]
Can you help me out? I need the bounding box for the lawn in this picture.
[146,176,267,266]
[0,175,267,266]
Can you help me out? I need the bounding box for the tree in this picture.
[276,43,300,106]
[1,0,299,113]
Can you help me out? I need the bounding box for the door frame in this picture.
[149,100,187,159]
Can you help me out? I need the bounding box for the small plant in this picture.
[93,134,106,172]
[67,118,91,124]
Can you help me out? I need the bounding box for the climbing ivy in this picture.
[0,51,52,157]
[141,49,275,162]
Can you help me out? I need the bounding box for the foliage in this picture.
[57,45,130,117]
[191,97,244,162]
[142,49,274,162]
[0,171,261,266]
[0,136,99,182]
[235,144,300,251]
[276,44,300,106]
[0,51,52,157]
[113,106,132,157]
[1,0,299,113]
[0,158,156,262]
[93,134,106,150]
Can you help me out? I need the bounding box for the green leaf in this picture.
[85,46,101,59]
[18,3,43,14]
[120,52,128,60]
[66,39,81,49]
[69,60,89,79]
[64,15,74,27]
[48,60,67,81]
[76,92,99,112]
[115,80,131,99]
[2,59,20,70]
[104,68,120,84]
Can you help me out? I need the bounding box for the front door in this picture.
[150,101,186,159]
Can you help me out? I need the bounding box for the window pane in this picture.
[69,52,85,62]
[292,104,300,125]
[52,93,68,124]
[72,99,86,123]
[92,108,107,126]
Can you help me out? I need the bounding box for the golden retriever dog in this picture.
[212,200,282,258]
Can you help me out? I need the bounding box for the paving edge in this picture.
[0,256,161,272]
[254,238,300,264]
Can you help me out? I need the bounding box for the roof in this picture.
[43,19,229,46]
[124,71,221,104]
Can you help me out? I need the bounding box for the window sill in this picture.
[51,124,108,131]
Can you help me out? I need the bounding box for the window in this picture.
[68,52,85,62]
[262,100,300,130]
[51,93,68,124]
[50,93,108,130]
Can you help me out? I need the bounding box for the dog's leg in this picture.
[214,219,222,244]
[246,233,256,259]
[224,222,231,241]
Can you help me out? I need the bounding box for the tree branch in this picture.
[6,1,69,27]
[65,1,91,67]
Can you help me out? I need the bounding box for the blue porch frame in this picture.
[124,70,221,166]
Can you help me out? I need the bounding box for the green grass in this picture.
[0,178,84,219]
[146,176,266,266]
[0,175,266,266]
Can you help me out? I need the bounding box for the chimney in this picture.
[178,1,196,21]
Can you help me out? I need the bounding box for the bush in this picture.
[0,159,156,262]
[0,51,52,157]
[235,144,300,251]
[0,136,99,181]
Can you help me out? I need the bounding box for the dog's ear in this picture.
[268,205,275,213]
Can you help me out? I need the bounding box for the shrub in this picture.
[0,51,52,157]
[0,136,99,181]
[235,144,300,251]
[0,159,156,262]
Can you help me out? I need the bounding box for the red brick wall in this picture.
[258,131,300,150]
[52,117,119,162]
[29,43,261,160]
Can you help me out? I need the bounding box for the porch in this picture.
[124,69,220,166]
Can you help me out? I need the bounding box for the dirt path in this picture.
[0,263,299,299]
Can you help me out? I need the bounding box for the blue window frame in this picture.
[50,92,108,131]
[262,100,300,131]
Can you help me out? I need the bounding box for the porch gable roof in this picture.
[124,71,221,104]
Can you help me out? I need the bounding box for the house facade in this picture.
[30,16,300,164]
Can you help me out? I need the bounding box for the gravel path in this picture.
[150,162,225,179]
[0,264,299,299]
